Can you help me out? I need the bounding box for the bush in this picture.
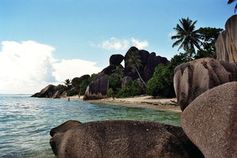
[116,80,143,98]
[147,64,175,98]
[107,88,114,98]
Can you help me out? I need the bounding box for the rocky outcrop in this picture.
[215,15,237,63]
[31,84,66,98]
[84,74,109,100]
[174,58,237,111]
[124,47,169,81]
[181,82,237,158]
[109,54,124,66]
[50,120,203,158]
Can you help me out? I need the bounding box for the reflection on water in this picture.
[0,95,180,158]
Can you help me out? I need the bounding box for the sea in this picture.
[0,94,180,158]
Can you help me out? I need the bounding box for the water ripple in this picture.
[0,95,180,158]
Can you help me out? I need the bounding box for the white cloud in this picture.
[98,37,149,51]
[0,40,101,94]
[53,59,101,82]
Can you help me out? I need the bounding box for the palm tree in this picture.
[228,0,237,13]
[127,51,146,87]
[171,18,201,59]
[64,79,71,88]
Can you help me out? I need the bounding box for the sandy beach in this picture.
[67,95,181,113]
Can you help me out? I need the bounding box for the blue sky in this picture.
[0,0,235,93]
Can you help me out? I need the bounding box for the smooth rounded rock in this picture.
[181,82,237,158]
[50,120,203,158]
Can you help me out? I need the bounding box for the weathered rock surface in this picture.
[83,74,109,100]
[109,54,124,66]
[174,58,237,111]
[50,120,203,158]
[215,15,237,63]
[124,47,169,81]
[181,82,237,158]
[32,84,66,98]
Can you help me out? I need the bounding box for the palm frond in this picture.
[228,0,236,4]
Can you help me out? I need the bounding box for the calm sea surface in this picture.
[0,95,180,158]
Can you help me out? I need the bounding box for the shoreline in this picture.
[67,95,181,113]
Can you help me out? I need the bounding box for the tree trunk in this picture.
[135,68,147,88]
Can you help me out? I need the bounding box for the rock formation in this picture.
[50,120,203,158]
[173,58,237,111]
[109,54,124,66]
[124,47,169,81]
[31,84,66,98]
[84,74,109,100]
[181,82,237,158]
[215,15,237,63]
[84,47,168,100]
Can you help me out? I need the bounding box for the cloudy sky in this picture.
[0,0,234,94]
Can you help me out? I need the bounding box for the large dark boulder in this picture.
[71,75,90,87]
[50,120,203,158]
[173,58,237,111]
[101,65,117,75]
[182,82,237,158]
[31,84,66,98]
[124,46,169,81]
[144,52,169,81]
[83,74,109,100]
[215,15,237,63]
[109,54,124,66]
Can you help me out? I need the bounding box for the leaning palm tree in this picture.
[127,51,146,87]
[171,18,201,59]
[228,0,237,13]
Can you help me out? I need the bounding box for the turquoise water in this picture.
[0,95,180,158]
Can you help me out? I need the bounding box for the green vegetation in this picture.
[172,17,222,60]
[147,64,174,97]
[116,80,144,98]
[64,18,223,99]
[195,27,223,59]
[146,52,188,98]
[171,18,201,59]
[66,75,91,96]
[127,50,147,87]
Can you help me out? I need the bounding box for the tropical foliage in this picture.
[127,50,147,87]
[171,18,201,59]
[195,27,223,59]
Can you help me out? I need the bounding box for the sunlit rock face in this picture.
[215,15,237,63]
[173,58,237,111]
[181,82,237,158]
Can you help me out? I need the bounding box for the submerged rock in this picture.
[50,120,203,158]
[181,82,237,158]
[174,58,237,111]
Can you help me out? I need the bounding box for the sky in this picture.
[0,0,234,94]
